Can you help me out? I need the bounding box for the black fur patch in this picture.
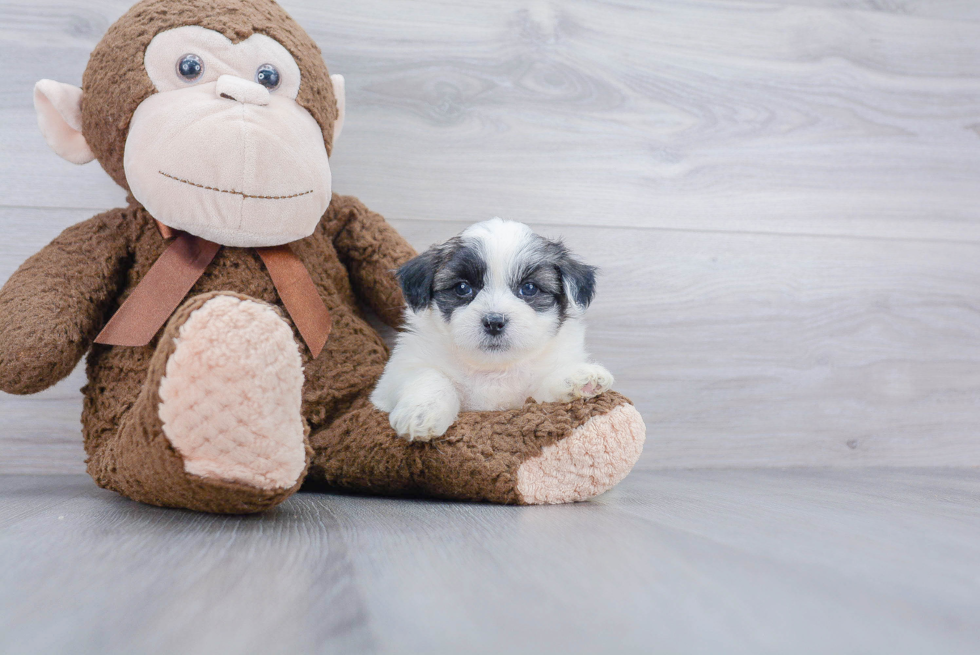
[396,247,442,312]
[559,253,598,308]
[432,240,486,321]
[510,260,563,314]
[513,235,598,323]
[396,237,488,320]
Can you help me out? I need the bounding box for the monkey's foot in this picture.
[515,399,645,504]
[158,293,308,491]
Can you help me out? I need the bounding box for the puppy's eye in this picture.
[454,282,473,297]
[176,54,204,82]
[255,64,281,90]
[519,282,539,297]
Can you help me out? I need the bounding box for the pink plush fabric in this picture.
[157,295,307,490]
[516,403,646,504]
[33,80,95,165]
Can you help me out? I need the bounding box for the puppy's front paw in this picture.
[389,396,459,442]
[547,364,614,403]
[576,364,614,398]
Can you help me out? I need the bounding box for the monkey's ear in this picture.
[330,74,345,145]
[33,80,95,165]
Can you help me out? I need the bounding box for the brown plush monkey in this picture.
[0,0,645,513]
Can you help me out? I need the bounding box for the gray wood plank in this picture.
[1,0,980,240]
[1,469,978,654]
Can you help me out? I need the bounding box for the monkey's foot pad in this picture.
[158,295,307,490]
[517,403,646,504]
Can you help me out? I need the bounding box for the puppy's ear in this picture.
[396,248,441,312]
[557,251,598,309]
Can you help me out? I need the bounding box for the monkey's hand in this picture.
[0,210,130,395]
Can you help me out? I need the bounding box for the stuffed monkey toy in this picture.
[0,0,645,513]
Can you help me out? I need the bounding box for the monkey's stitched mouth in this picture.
[159,171,314,200]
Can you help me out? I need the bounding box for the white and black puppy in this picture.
[371,218,613,441]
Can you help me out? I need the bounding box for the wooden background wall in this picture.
[2,0,979,473]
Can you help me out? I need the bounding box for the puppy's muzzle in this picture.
[482,313,507,336]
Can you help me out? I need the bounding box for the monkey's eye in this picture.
[176,54,204,82]
[519,282,539,297]
[255,64,281,90]
[454,282,473,297]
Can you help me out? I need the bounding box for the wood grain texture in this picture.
[3,0,980,239]
[1,469,979,654]
[3,1,980,471]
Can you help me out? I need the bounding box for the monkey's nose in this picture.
[482,313,508,336]
[215,75,270,106]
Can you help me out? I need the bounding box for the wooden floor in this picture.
[3,0,980,471]
[1,469,978,654]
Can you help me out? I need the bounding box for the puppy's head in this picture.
[397,218,597,366]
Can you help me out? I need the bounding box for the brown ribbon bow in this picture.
[95,231,331,358]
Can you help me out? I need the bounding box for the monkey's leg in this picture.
[305,392,645,504]
[87,292,311,514]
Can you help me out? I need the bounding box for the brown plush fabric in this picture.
[76,194,408,462]
[0,210,131,395]
[307,392,634,505]
[82,0,338,190]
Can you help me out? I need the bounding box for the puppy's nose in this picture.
[215,75,270,106]
[482,313,507,336]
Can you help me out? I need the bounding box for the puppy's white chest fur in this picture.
[457,365,539,411]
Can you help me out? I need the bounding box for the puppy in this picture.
[371,218,613,441]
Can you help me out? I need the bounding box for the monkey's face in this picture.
[119,26,335,247]
[34,0,343,247]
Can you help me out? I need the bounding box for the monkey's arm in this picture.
[0,210,131,395]
[329,194,417,327]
